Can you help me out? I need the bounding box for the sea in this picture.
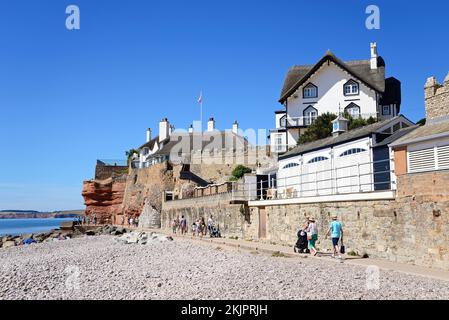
[0,218,78,237]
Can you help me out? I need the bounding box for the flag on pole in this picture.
[197,91,203,105]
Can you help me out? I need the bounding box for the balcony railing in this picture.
[229,158,395,201]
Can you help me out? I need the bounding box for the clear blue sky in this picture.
[0,0,448,211]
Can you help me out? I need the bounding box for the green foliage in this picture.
[297,113,337,144]
[416,118,426,126]
[298,113,379,145]
[231,165,252,180]
[125,149,140,161]
[345,112,378,131]
[347,250,359,256]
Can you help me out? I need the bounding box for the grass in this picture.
[347,250,359,256]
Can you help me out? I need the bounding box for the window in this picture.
[280,115,286,128]
[344,80,359,96]
[303,83,318,98]
[383,105,391,115]
[344,103,361,118]
[275,135,283,152]
[303,106,318,126]
[339,148,367,157]
[282,163,299,169]
[308,156,329,164]
[393,123,401,132]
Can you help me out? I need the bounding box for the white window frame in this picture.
[303,84,318,99]
[344,80,359,96]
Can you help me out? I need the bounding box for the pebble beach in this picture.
[1,235,449,300]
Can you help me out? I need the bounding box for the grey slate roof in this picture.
[389,121,449,147]
[151,131,248,157]
[280,51,386,103]
[374,125,419,147]
[139,136,159,150]
[280,116,406,160]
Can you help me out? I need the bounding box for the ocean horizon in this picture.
[0,218,77,237]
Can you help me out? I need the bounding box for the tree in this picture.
[297,113,337,144]
[125,149,140,161]
[345,113,377,131]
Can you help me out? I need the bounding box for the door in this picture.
[259,207,267,239]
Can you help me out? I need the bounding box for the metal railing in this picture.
[230,158,395,201]
[282,113,379,128]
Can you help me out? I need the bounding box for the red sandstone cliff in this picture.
[82,177,126,224]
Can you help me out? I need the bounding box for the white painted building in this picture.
[135,118,246,169]
[270,43,402,153]
[272,115,414,200]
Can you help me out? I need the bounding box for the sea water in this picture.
[0,218,77,236]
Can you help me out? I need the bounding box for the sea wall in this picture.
[161,171,449,270]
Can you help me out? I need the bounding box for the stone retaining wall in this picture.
[162,194,250,238]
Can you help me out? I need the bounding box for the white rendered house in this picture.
[270,43,402,153]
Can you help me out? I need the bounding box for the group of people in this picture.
[295,214,344,259]
[172,215,219,238]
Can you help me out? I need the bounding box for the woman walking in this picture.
[306,217,318,256]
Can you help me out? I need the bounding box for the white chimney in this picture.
[188,124,194,133]
[232,120,239,134]
[207,117,216,132]
[159,118,169,142]
[370,42,378,70]
[146,128,152,143]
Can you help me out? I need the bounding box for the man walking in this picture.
[326,214,343,259]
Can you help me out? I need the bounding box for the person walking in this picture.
[172,219,178,234]
[326,214,344,259]
[180,215,187,235]
[207,215,214,235]
[200,217,206,236]
[306,217,318,256]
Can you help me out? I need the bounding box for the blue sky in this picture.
[0,0,448,211]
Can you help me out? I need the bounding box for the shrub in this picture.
[231,165,252,180]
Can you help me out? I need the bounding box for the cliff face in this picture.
[82,177,126,224]
[122,162,176,219]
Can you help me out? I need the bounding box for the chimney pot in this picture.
[207,117,216,132]
[370,42,378,70]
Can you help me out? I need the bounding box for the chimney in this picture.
[159,118,170,142]
[232,120,239,134]
[370,42,378,70]
[207,117,216,132]
[332,114,349,137]
[146,128,152,143]
[188,124,194,133]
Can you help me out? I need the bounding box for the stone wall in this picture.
[162,194,250,238]
[161,170,449,270]
[95,163,128,180]
[424,74,449,122]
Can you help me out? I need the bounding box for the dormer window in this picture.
[303,83,318,99]
[344,103,361,118]
[280,115,286,127]
[303,106,318,126]
[344,80,359,96]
